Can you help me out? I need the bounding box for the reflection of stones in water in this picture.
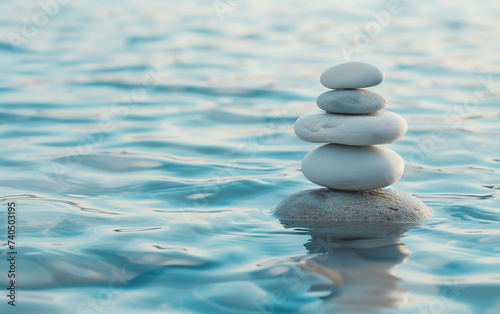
[278,220,412,311]
[273,188,430,310]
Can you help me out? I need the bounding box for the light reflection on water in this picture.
[1,0,500,313]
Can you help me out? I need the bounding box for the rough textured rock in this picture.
[274,188,432,223]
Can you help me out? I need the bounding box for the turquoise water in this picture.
[1,0,500,313]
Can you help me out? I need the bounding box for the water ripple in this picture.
[1,0,500,313]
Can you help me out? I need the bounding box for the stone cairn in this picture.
[294,62,407,191]
[275,62,432,225]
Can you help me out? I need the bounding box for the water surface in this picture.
[1,0,500,313]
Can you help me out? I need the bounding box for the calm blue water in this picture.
[1,0,500,313]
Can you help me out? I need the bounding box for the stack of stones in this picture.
[294,62,407,191]
[275,62,432,226]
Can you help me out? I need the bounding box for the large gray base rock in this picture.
[274,188,431,223]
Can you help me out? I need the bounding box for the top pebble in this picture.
[320,62,384,89]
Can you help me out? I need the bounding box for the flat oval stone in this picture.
[316,89,385,114]
[294,110,407,146]
[301,144,404,191]
[320,62,384,89]
[274,188,432,223]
